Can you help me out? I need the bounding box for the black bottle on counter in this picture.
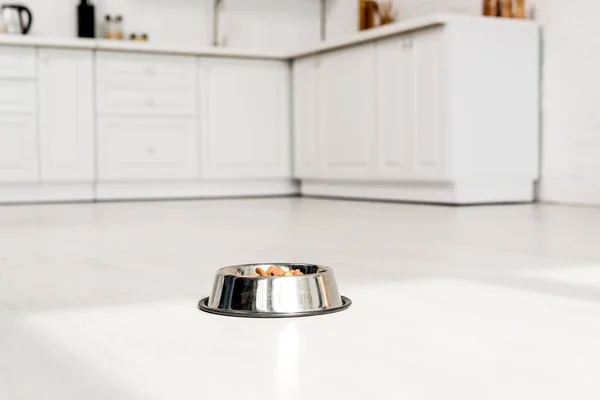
[77,0,96,38]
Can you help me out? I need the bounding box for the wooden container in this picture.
[483,0,498,17]
[514,0,526,18]
[359,0,379,30]
[500,0,513,17]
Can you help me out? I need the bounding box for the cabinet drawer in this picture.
[0,115,37,182]
[97,82,197,116]
[0,46,35,78]
[0,81,36,113]
[98,117,199,180]
[97,51,196,84]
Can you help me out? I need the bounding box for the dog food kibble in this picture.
[250,266,304,277]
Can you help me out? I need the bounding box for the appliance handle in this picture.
[18,6,32,34]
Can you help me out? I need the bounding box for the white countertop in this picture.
[289,13,538,58]
[0,35,290,60]
[1,198,600,400]
[0,14,539,61]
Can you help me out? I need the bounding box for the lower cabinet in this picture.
[375,28,447,181]
[319,44,378,179]
[198,58,291,179]
[292,22,539,204]
[0,115,37,183]
[292,57,320,178]
[38,49,94,182]
[97,117,199,181]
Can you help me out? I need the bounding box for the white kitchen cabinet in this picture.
[38,49,94,182]
[0,81,36,113]
[96,51,196,85]
[97,117,199,181]
[297,20,540,204]
[292,56,320,178]
[96,82,197,116]
[0,115,37,182]
[0,46,35,78]
[375,28,447,181]
[198,58,291,179]
[376,35,415,179]
[412,28,447,180]
[318,44,377,179]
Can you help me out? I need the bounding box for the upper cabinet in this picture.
[318,44,378,179]
[38,49,95,182]
[198,58,291,179]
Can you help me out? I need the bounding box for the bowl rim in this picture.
[216,263,332,278]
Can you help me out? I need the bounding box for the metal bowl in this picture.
[198,263,351,318]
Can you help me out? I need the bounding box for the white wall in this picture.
[325,0,479,39]
[15,0,320,50]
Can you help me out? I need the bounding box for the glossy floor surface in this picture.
[2,198,600,399]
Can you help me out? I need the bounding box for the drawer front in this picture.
[97,51,196,84]
[97,82,197,116]
[98,117,199,180]
[0,81,36,113]
[0,46,36,78]
[0,115,38,182]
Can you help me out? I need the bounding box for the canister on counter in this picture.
[483,0,498,17]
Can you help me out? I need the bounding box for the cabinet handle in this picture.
[146,67,155,76]
[145,99,155,108]
[146,146,156,155]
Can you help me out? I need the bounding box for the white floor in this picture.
[2,198,600,399]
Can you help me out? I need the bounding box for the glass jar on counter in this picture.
[104,14,124,40]
[114,15,124,39]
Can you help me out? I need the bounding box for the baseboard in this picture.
[300,180,535,205]
[0,183,94,204]
[95,179,300,201]
[540,179,600,206]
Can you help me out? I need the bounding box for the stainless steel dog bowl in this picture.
[198,263,351,318]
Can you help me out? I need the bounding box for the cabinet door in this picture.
[376,36,415,179]
[98,117,199,181]
[413,29,448,180]
[199,58,291,179]
[0,116,37,182]
[292,56,320,178]
[319,44,377,179]
[38,49,94,182]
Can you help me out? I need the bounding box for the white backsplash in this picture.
[12,0,320,50]
[325,0,480,40]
